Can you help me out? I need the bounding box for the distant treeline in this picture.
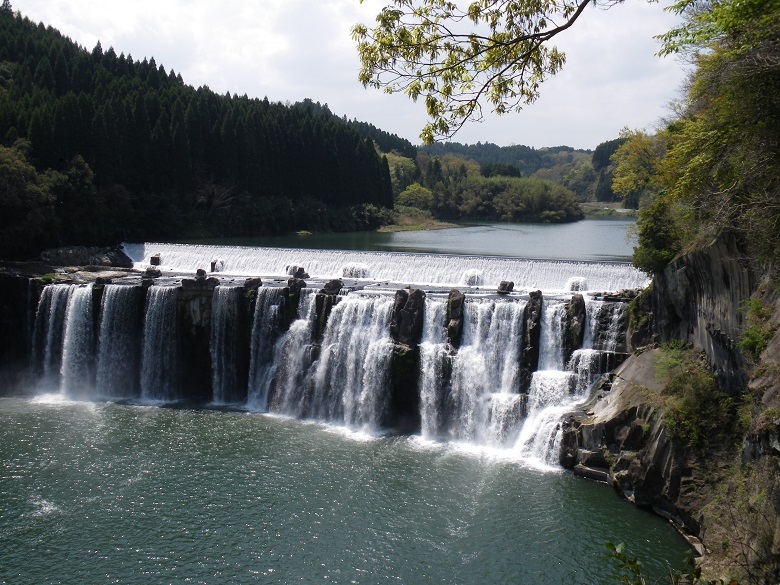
[0,6,396,259]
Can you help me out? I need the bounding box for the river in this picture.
[1,219,692,584]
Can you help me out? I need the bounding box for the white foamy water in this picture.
[121,242,648,291]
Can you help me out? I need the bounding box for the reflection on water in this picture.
[180,218,636,262]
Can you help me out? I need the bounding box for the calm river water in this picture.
[183,217,637,262]
[1,397,687,584]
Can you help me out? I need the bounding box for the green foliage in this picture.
[740,299,777,361]
[396,183,433,210]
[354,0,594,142]
[653,0,780,268]
[428,174,582,223]
[610,128,664,206]
[604,542,647,585]
[480,162,521,178]
[604,542,724,585]
[631,196,682,275]
[593,137,628,172]
[0,142,57,258]
[627,284,652,337]
[658,344,743,449]
[385,151,419,197]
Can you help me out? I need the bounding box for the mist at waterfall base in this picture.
[3,224,691,583]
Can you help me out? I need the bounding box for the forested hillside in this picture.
[0,5,394,259]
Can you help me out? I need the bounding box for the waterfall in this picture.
[262,292,318,416]
[122,242,649,290]
[307,294,394,431]
[422,298,526,446]
[246,287,286,410]
[515,300,628,466]
[210,285,244,404]
[419,298,449,438]
[24,244,638,468]
[95,285,142,398]
[140,286,178,402]
[60,285,95,398]
[31,284,74,388]
[538,299,565,371]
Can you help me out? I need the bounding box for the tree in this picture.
[397,182,434,209]
[353,0,621,143]
[610,128,664,209]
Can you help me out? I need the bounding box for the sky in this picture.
[14,0,688,150]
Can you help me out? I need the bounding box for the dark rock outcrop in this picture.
[519,290,543,393]
[388,343,421,432]
[286,265,310,279]
[320,279,343,296]
[314,280,342,339]
[390,288,426,347]
[559,350,698,533]
[283,278,306,329]
[177,284,213,402]
[497,281,514,295]
[40,246,134,268]
[446,289,465,349]
[652,232,755,393]
[562,293,586,365]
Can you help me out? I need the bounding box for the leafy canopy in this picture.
[353,0,621,143]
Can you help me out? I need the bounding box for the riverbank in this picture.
[580,202,637,218]
[377,210,460,232]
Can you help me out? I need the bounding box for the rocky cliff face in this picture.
[653,233,756,393]
[561,232,780,580]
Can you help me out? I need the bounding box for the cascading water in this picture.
[122,242,649,290]
[95,285,142,398]
[307,294,394,431]
[140,286,178,402]
[420,298,527,446]
[419,297,448,439]
[515,300,628,466]
[31,284,74,388]
[262,292,318,416]
[246,287,287,410]
[210,285,244,404]
[24,245,638,468]
[538,299,566,371]
[60,285,95,398]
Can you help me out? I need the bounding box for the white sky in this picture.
[14,0,688,150]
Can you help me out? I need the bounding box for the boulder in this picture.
[145,266,162,278]
[196,268,207,278]
[244,277,263,290]
[286,265,310,279]
[319,279,343,296]
[150,254,161,266]
[181,277,219,291]
[497,281,514,295]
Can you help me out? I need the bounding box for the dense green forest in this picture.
[610,0,779,274]
[0,5,399,259]
[390,150,583,223]
[418,140,622,204]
